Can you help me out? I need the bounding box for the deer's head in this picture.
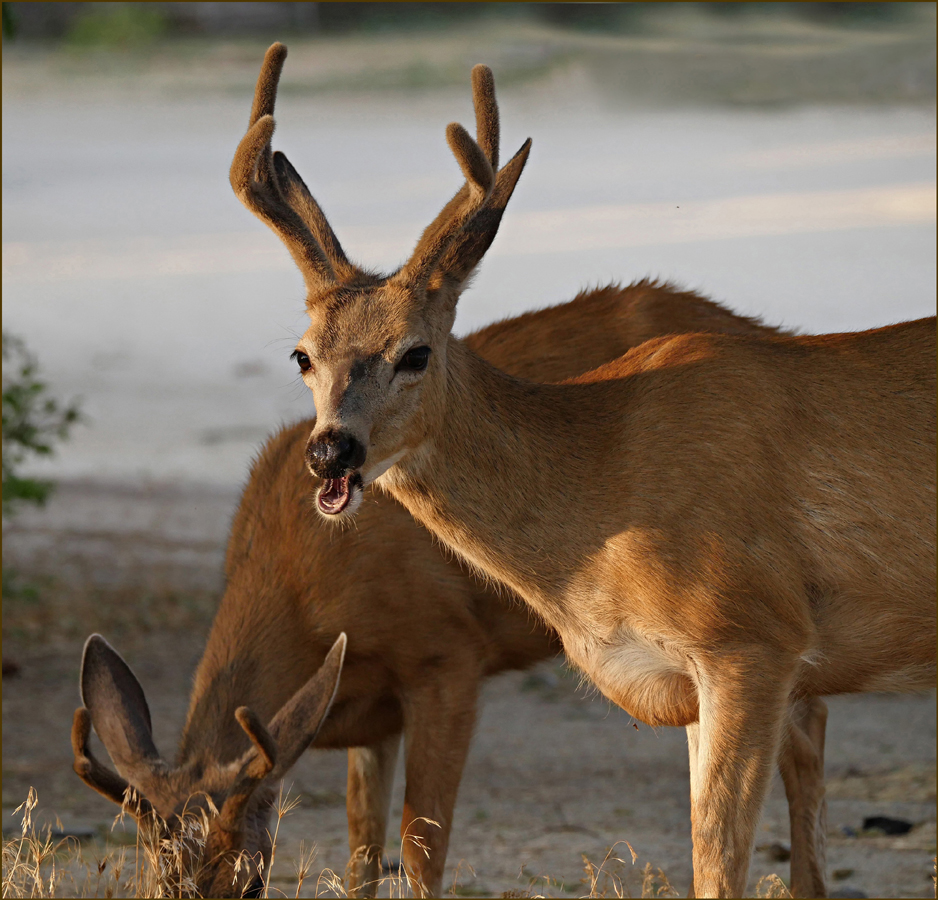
[231,44,530,520]
[72,633,346,898]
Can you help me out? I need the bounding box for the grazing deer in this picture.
[73,278,829,899]
[231,43,936,897]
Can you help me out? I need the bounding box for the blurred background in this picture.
[3,2,935,495]
[2,4,936,897]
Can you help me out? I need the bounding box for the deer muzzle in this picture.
[305,430,367,517]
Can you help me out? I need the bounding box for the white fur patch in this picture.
[585,628,690,717]
[364,449,408,486]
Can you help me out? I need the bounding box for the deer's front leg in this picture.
[346,733,401,898]
[686,720,701,898]
[779,696,828,899]
[690,651,796,898]
[398,658,482,898]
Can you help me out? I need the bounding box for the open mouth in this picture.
[317,471,363,516]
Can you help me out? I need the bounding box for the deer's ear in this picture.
[268,633,346,778]
[80,634,162,775]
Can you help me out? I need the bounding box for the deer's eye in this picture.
[291,350,311,373]
[397,346,431,373]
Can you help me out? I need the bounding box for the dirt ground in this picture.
[3,482,935,898]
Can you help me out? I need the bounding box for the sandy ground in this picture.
[3,483,936,898]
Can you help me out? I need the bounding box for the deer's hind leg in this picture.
[346,733,401,898]
[779,696,828,898]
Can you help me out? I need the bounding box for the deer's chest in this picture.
[567,629,699,728]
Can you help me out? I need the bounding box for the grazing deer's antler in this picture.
[216,708,278,833]
[71,706,154,815]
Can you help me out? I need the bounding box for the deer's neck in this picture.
[176,583,318,766]
[383,337,611,635]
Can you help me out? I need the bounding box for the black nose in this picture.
[306,431,366,478]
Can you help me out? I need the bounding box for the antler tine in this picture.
[407,65,501,258]
[237,42,286,205]
[272,150,357,282]
[471,64,499,172]
[217,706,278,832]
[249,42,287,127]
[230,44,337,293]
[71,707,154,816]
[234,706,278,774]
[397,64,530,291]
[395,122,495,291]
[434,135,532,286]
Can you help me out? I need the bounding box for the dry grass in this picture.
[1,786,215,899]
[2,789,452,898]
[2,788,804,899]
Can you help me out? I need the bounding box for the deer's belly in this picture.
[574,630,699,728]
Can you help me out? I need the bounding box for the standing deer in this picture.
[75,46,826,900]
[73,280,830,899]
[231,44,936,897]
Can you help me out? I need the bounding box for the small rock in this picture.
[839,824,858,838]
[2,658,20,677]
[862,815,913,835]
[51,824,97,840]
[521,669,559,691]
[764,841,791,862]
[832,868,855,880]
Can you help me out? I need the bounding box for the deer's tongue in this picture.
[318,475,351,515]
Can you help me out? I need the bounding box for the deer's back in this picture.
[464,280,783,382]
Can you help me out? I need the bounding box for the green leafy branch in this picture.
[2,332,82,517]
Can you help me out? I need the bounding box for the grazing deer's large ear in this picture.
[268,632,347,778]
[79,634,165,785]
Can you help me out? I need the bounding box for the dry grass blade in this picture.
[640,861,680,898]
[313,865,347,898]
[257,781,305,898]
[578,841,640,898]
[292,841,317,898]
[449,858,476,896]
[2,789,134,899]
[755,873,792,898]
